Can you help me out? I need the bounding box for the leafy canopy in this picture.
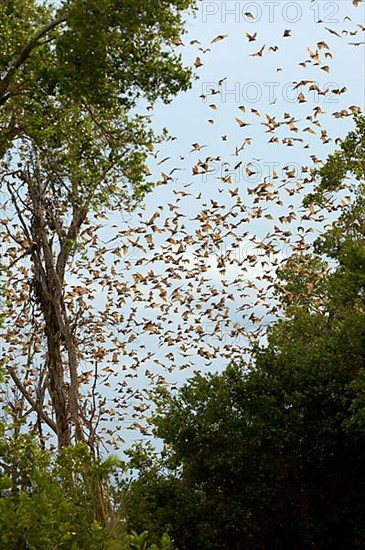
[0,0,195,206]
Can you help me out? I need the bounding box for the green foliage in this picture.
[127,531,174,550]
[304,114,365,207]
[122,441,204,549]
[0,426,176,549]
[56,0,194,106]
[124,319,365,548]
[0,429,124,549]
[274,253,329,315]
[0,0,195,207]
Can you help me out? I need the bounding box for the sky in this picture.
[120,0,364,353]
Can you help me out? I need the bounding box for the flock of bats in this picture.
[1,0,364,449]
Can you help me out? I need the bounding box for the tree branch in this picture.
[5,365,58,434]
[0,15,67,100]
[56,205,88,281]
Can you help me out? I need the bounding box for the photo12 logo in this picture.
[201,2,339,24]
[200,160,306,185]
[201,81,342,105]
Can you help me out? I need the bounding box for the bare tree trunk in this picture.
[5,157,92,449]
[24,168,85,449]
[45,310,72,448]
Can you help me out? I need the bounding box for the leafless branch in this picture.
[5,366,57,434]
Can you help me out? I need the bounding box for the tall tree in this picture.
[0,0,195,449]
